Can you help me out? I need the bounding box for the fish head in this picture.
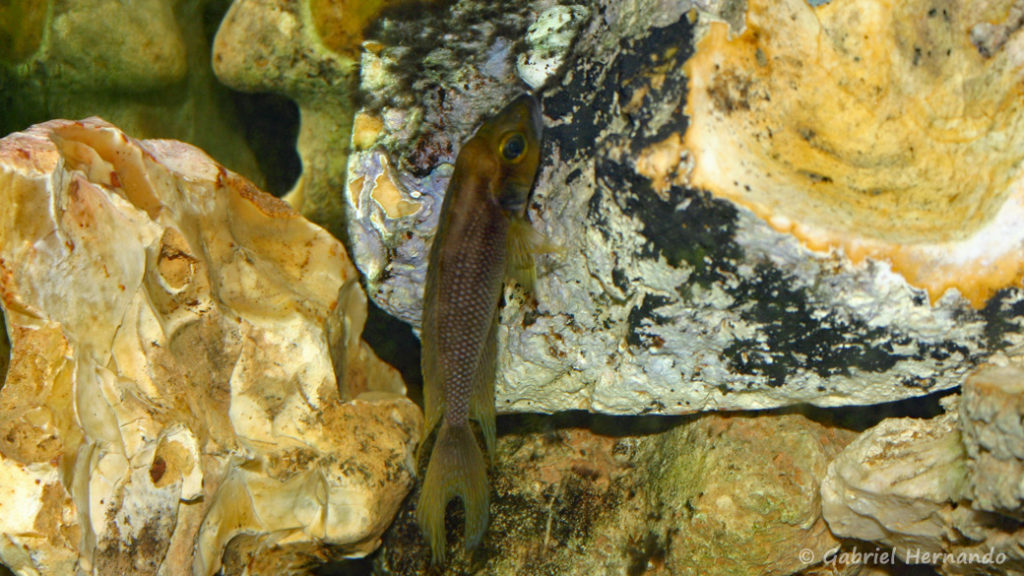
[470,93,543,217]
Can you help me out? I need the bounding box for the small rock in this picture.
[820,409,968,558]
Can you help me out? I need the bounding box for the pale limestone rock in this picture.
[0,118,421,576]
[821,392,1024,575]
[820,410,968,558]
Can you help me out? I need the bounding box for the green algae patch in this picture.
[645,413,856,576]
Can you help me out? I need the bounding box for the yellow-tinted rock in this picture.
[0,118,420,575]
[352,111,385,151]
[682,0,1024,307]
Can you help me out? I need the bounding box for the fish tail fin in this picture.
[506,217,560,295]
[416,421,489,563]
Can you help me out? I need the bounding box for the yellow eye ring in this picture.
[499,132,527,163]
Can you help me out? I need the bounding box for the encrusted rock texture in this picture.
[332,0,1024,415]
[0,118,421,576]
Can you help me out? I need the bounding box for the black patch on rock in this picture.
[627,293,673,348]
[982,288,1024,349]
[613,16,695,155]
[545,12,743,289]
[543,59,617,158]
[612,267,631,293]
[598,159,743,288]
[723,264,906,387]
[585,186,612,241]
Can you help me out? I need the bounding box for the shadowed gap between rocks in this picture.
[200,0,301,198]
[495,386,953,439]
[0,306,8,392]
[363,298,424,408]
[226,91,302,197]
[312,557,375,576]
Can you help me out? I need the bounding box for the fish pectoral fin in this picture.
[470,313,499,456]
[506,217,560,295]
[416,422,490,564]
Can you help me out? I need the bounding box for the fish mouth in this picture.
[498,181,529,214]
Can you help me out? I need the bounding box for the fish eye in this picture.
[500,132,527,163]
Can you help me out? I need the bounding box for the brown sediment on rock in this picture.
[680,0,1024,307]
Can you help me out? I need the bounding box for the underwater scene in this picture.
[1,0,1023,574]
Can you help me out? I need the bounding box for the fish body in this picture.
[417,93,543,562]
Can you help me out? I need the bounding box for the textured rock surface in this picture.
[377,411,853,576]
[684,0,1024,307]
[820,408,968,558]
[0,0,262,188]
[334,0,1024,414]
[960,364,1024,517]
[0,118,421,575]
[821,391,1024,575]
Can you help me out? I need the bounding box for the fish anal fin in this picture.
[419,283,444,462]
[416,422,489,563]
[470,312,498,456]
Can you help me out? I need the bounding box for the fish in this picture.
[416,93,544,563]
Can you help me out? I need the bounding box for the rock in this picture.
[377,410,854,575]
[645,412,855,576]
[317,0,1024,415]
[0,0,262,189]
[960,364,1024,517]
[821,391,1024,575]
[212,0,438,241]
[683,0,1024,308]
[0,118,421,575]
[820,408,968,558]
[516,5,591,90]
